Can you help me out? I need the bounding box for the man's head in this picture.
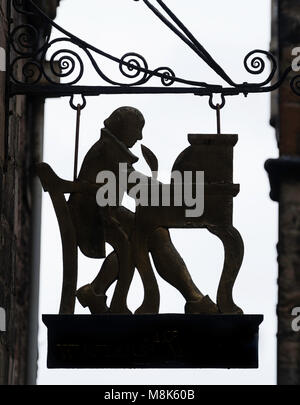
[104,106,145,148]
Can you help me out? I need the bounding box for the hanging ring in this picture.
[209,94,226,110]
[69,95,87,111]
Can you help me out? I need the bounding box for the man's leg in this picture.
[148,228,203,301]
[92,252,118,295]
[76,207,135,313]
[148,228,219,313]
[76,252,121,313]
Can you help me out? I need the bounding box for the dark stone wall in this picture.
[277,0,300,385]
[0,1,9,383]
[0,0,35,384]
[278,182,300,385]
[0,0,59,385]
[278,0,300,155]
[269,0,300,385]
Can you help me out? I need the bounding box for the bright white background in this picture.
[37,0,278,385]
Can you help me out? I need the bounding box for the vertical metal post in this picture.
[70,95,86,181]
[216,104,221,134]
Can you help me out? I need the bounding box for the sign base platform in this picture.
[42,314,263,369]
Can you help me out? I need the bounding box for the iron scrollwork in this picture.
[8,0,300,100]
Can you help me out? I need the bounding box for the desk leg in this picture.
[208,225,244,314]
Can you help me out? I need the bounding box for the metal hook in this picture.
[209,94,225,135]
[69,95,87,111]
[70,95,86,181]
[209,94,226,110]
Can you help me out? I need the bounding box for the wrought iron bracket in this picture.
[6,0,300,106]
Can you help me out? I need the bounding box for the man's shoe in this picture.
[76,284,109,314]
[185,295,219,314]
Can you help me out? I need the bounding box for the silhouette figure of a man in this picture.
[70,106,218,314]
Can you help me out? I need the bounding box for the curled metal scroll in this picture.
[291,75,300,96]
[8,0,300,102]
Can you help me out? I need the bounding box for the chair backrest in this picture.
[37,162,100,314]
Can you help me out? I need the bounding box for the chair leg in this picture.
[59,241,78,314]
[48,192,78,315]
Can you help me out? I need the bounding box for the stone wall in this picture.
[0,0,35,385]
[0,0,60,385]
[0,0,8,384]
[268,0,300,385]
